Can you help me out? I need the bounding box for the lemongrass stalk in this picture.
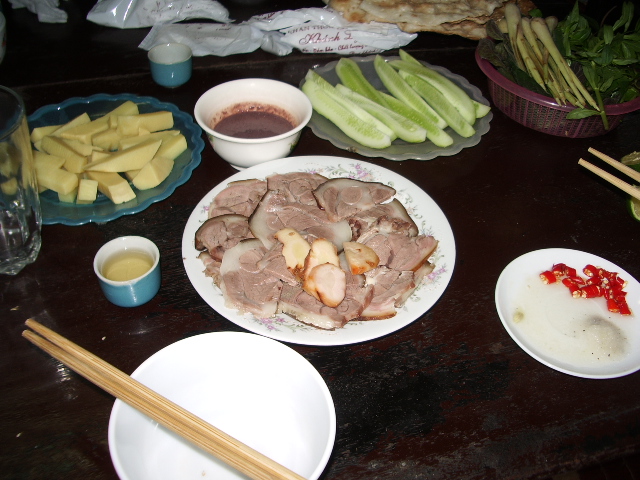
[497,18,508,34]
[505,3,525,70]
[520,17,545,63]
[516,23,546,89]
[530,17,599,110]
[545,16,558,32]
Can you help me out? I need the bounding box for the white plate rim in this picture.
[181,155,456,346]
[495,248,640,379]
[108,331,336,480]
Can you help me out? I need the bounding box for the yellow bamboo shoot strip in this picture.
[578,159,640,201]
[22,319,305,480]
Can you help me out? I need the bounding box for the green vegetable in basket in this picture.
[478,1,640,130]
[555,1,640,129]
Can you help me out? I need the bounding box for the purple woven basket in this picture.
[475,48,640,138]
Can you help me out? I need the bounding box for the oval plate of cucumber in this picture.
[301,54,492,161]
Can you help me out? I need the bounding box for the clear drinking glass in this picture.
[0,85,42,275]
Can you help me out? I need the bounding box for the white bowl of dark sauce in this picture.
[194,79,312,169]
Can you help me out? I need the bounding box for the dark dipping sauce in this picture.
[212,103,296,139]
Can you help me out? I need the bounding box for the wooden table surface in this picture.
[1,1,639,479]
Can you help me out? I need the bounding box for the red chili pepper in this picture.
[618,299,632,316]
[564,266,578,277]
[567,275,586,285]
[607,298,620,313]
[562,277,583,298]
[581,284,604,298]
[583,264,599,277]
[585,275,602,286]
[540,270,557,284]
[541,262,632,316]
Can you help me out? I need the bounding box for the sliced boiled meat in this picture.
[348,199,418,238]
[249,190,352,251]
[220,239,282,318]
[208,179,267,218]
[257,243,298,286]
[361,267,416,320]
[278,281,374,330]
[357,217,438,272]
[267,172,328,205]
[198,251,222,286]
[194,214,254,262]
[313,178,396,222]
[195,172,441,330]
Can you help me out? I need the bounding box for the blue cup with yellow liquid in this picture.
[94,236,161,307]
[148,43,192,88]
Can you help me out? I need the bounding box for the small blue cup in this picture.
[148,43,192,88]
[94,236,161,307]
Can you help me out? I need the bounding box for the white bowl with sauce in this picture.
[194,79,313,170]
[495,248,640,379]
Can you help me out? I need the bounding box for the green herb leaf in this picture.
[566,108,601,119]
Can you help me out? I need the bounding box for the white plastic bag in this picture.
[138,7,416,57]
[9,0,67,23]
[87,0,231,29]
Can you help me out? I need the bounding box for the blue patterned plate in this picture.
[28,93,204,225]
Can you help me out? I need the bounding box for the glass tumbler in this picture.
[0,86,41,275]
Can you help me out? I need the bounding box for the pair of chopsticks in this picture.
[22,319,305,480]
[578,148,640,202]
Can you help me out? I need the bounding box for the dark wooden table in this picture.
[1,1,639,479]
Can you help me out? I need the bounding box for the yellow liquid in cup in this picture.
[103,250,154,282]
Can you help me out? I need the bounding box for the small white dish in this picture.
[194,79,312,170]
[108,331,335,480]
[495,248,640,379]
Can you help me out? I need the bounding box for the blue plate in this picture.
[28,93,205,225]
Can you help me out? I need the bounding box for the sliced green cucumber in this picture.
[302,79,392,149]
[305,71,396,139]
[335,58,388,106]
[336,84,426,143]
[393,52,477,125]
[473,100,491,119]
[401,72,476,138]
[377,91,453,147]
[373,55,447,130]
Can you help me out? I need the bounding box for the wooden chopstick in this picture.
[578,148,640,202]
[587,147,640,184]
[22,319,305,480]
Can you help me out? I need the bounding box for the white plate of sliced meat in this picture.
[182,156,455,346]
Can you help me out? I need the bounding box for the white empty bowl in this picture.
[108,331,335,480]
[194,79,312,170]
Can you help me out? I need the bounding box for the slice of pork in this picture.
[220,239,282,318]
[313,178,396,222]
[360,267,416,320]
[348,199,418,238]
[208,179,267,218]
[194,214,254,261]
[257,243,298,286]
[249,190,352,250]
[356,217,438,272]
[267,172,328,205]
[277,281,374,330]
[198,251,222,286]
